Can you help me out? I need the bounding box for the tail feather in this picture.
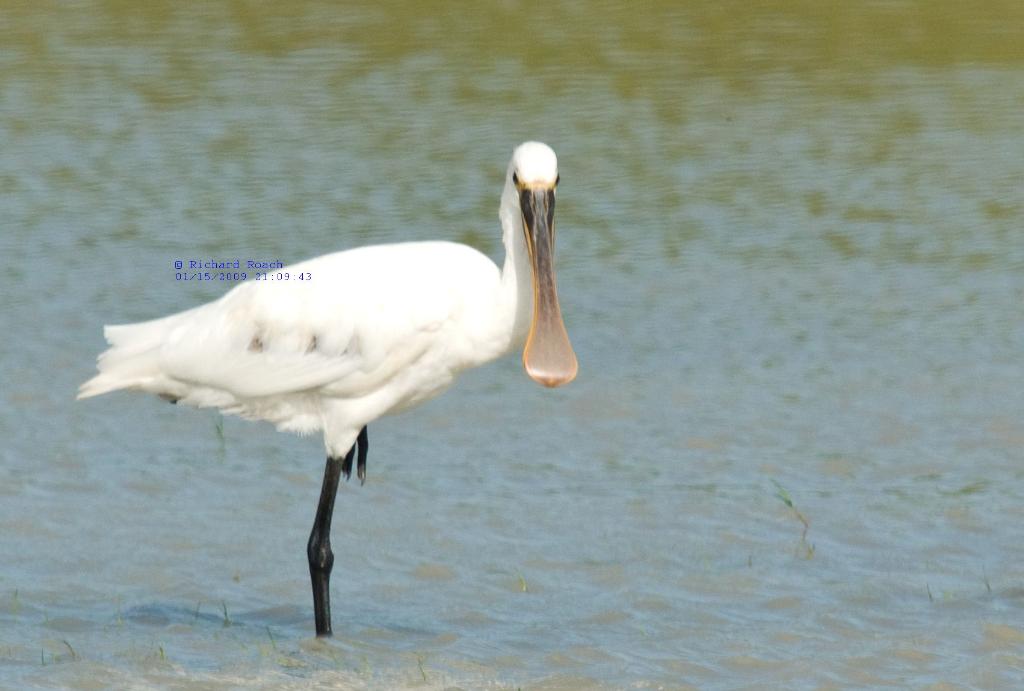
[78,311,194,400]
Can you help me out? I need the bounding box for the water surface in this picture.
[2,2,1023,688]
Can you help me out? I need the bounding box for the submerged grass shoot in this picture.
[215,415,226,462]
[62,639,78,661]
[772,479,814,558]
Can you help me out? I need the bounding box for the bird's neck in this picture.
[499,184,534,350]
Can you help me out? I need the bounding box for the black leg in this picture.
[307,427,370,637]
[308,449,349,637]
[340,448,353,480]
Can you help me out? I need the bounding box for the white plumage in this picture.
[79,141,577,460]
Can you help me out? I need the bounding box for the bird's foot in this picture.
[356,426,368,485]
[339,426,369,484]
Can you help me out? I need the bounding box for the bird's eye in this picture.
[512,172,520,185]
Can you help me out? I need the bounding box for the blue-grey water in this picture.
[2,3,1024,688]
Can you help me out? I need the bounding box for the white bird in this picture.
[78,141,577,637]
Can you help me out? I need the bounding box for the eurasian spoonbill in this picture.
[78,141,577,636]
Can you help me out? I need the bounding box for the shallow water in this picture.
[2,2,1024,688]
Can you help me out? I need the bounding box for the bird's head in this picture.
[508,142,577,388]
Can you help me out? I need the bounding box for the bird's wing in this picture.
[155,247,456,400]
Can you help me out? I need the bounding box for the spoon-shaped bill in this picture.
[519,186,577,387]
